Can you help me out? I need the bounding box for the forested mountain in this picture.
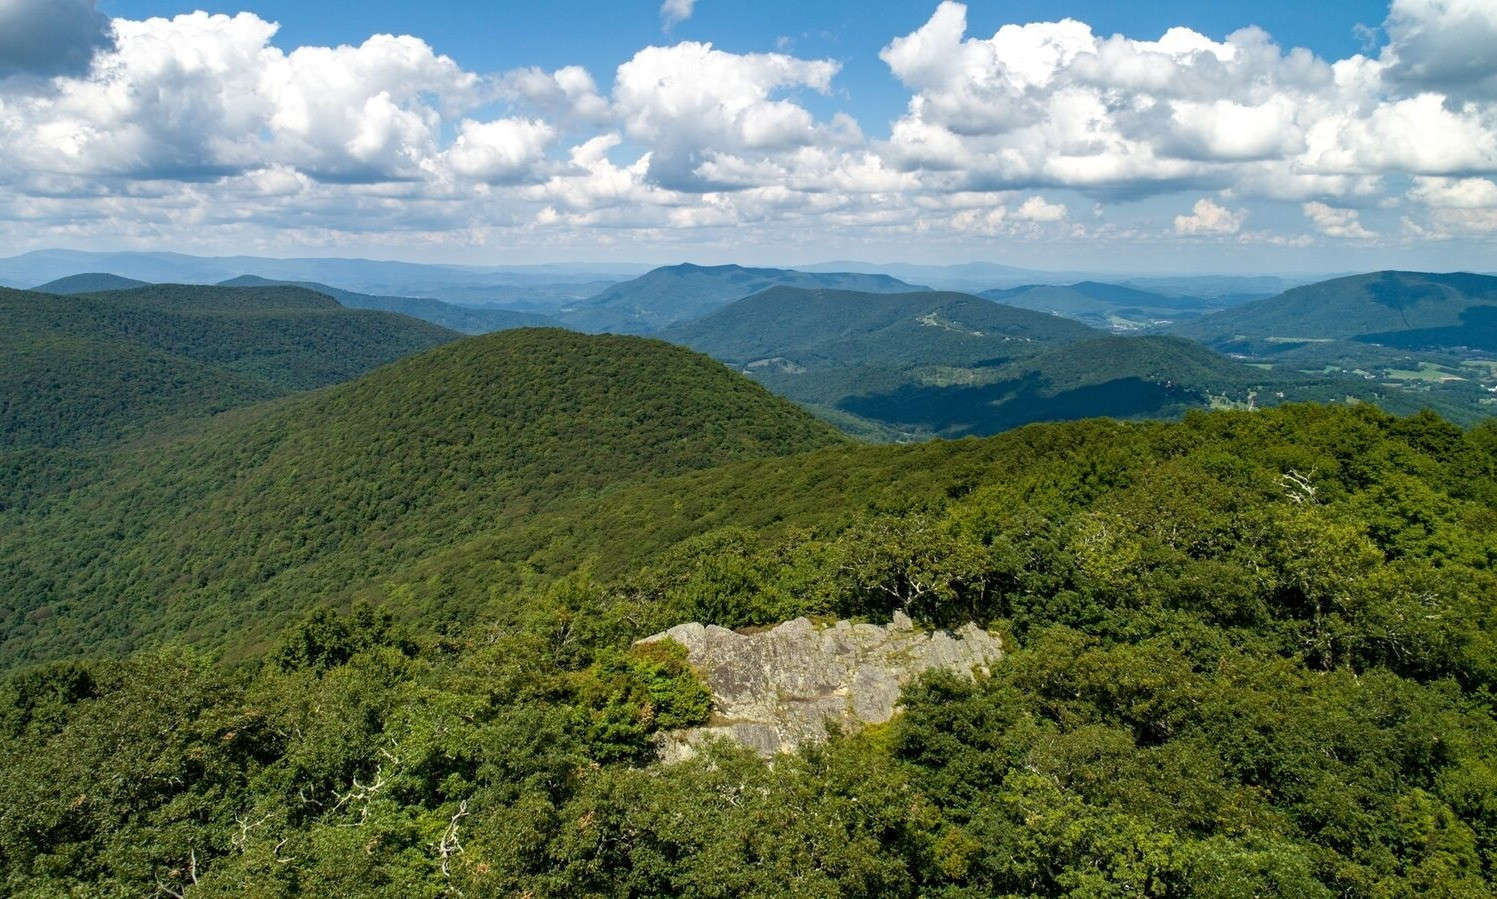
[32,273,149,294]
[0,329,841,663]
[981,281,1226,331]
[662,286,1095,365]
[0,249,643,300]
[0,285,456,449]
[656,286,1448,438]
[560,263,922,333]
[1175,271,1497,347]
[217,275,556,334]
[2,401,1494,895]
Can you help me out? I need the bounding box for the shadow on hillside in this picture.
[1357,305,1497,352]
[838,373,1196,438]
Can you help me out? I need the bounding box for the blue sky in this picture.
[101,1,1392,138]
[3,1,1496,272]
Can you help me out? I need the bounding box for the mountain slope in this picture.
[33,273,149,294]
[0,329,842,663]
[560,263,923,333]
[662,286,1094,367]
[828,335,1262,437]
[656,286,1306,438]
[16,283,459,391]
[1,284,458,449]
[1175,271,1497,345]
[981,281,1230,331]
[217,275,556,334]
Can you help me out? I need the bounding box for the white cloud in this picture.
[1304,201,1377,239]
[1174,197,1247,235]
[445,118,556,183]
[1408,176,1497,208]
[610,41,840,188]
[878,1,1497,200]
[1016,196,1067,222]
[661,0,696,31]
[3,1,1497,259]
[1382,0,1497,98]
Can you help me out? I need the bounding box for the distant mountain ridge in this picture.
[217,275,555,334]
[1,283,457,449]
[0,250,641,305]
[663,286,1093,368]
[34,273,149,294]
[560,263,925,333]
[656,285,1279,438]
[980,281,1235,331]
[1174,271,1497,347]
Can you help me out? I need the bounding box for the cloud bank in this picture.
[0,0,1494,261]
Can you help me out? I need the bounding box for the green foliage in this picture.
[1176,270,1497,344]
[1,349,1496,895]
[661,283,1468,438]
[573,640,711,762]
[0,283,458,449]
[0,328,842,664]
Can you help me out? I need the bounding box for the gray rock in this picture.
[638,613,1003,762]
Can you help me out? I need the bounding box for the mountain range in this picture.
[2,261,1495,897]
[558,263,924,333]
[216,275,556,334]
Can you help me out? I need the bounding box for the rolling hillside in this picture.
[656,286,1309,438]
[1174,271,1497,346]
[559,263,923,333]
[0,285,457,448]
[981,281,1225,330]
[0,329,842,663]
[33,273,149,294]
[826,335,1263,438]
[218,275,556,334]
[662,286,1094,367]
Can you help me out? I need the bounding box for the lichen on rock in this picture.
[637,612,1003,762]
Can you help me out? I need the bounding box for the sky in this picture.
[1,0,1496,273]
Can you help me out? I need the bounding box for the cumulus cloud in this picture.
[661,0,696,30]
[1016,196,1067,222]
[445,118,556,183]
[0,0,113,78]
[1174,198,1247,235]
[878,1,1497,200]
[5,1,1497,256]
[1382,0,1497,98]
[0,12,490,183]
[611,41,841,188]
[1304,201,1377,239]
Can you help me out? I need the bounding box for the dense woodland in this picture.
[2,277,1496,895]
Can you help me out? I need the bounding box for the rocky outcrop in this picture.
[638,613,1003,762]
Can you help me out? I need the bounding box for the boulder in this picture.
[638,613,1002,762]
